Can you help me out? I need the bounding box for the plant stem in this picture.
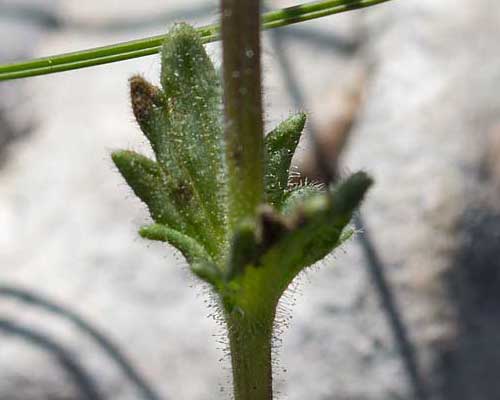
[221,0,264,230]
[220,0,273,398]
[0,0,393,81]
[227,310,275,400]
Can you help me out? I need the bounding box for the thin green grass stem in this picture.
[0,0,392,81]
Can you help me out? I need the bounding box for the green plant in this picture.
[111,10,371,400]
[0,1,388,398]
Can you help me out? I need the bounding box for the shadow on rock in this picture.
[0,318,104,400]
[0,285,163,400]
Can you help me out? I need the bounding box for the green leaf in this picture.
[228,172,372,314]
[154,23,227,258]
[161,24,219,105]
[274,171,373,270]
[191,261,224,287]
[280,183,323,215]
[139,223,212,264]
[118,24,229,262]
[264,113,306,207]
[141,223,223,286]
[111,150,186,230]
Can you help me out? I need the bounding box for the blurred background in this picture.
[1,0,500,399]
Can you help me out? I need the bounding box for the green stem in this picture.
[0,0,393,81]
[221,1,272,398]
[221,0,264,230]
[227,310,275,400]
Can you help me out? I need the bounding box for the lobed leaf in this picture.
[116,24,229,263]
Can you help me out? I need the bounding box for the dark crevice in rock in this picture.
[441,207,500,400]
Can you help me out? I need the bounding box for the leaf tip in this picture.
[111,149,134,172]
[129,75,162,126]
[331,171,373,214]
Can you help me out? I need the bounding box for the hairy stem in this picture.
[221,0,264,231]
[227,310,275,400]
[221,1,273,399]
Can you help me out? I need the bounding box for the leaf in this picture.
[228,172,372,312]
[157,23,227,241]
[280,183,323,215]
[111,150,186,230]
[271,171,372,271]
[139,223,212,264]
[118,24,229,262]
[129,75,164,135]
[191,261,224,287]
[264,113,306,207]
[140,224,223,286]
